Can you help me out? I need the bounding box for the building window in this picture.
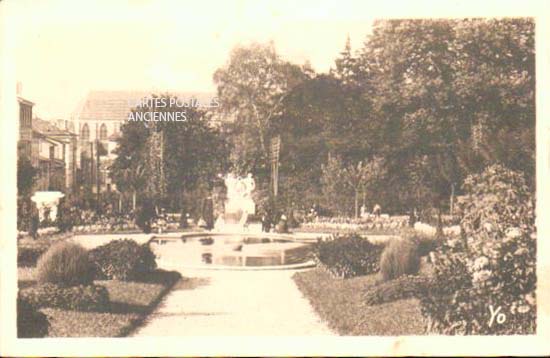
[81,123,90,141]
[99,123,108,141]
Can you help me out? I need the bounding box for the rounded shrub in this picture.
[17,297,49,338]
[20,283,109,311]
[18,246,48,267]
[312,234,383,278]
[88,239,157,281]
[379,238,421,281]
[36,242,94,287]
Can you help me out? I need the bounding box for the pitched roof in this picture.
[32,118,74,137]
[73,90,216,121]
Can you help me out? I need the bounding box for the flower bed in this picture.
[300,215,410,233]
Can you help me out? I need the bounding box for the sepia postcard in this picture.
[1,0,549,356]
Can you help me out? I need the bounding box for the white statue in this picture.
[242,173,255,198]
[215,173,257,231]
[31,191,65,222]
[224,173,237,200]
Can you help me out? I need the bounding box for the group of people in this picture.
[360,203,382,218]
[260,211,289,233]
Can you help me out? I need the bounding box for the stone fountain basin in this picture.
[149,232,315,270]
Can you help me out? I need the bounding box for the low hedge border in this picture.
[19,283,110,312]
[364,275,433,305]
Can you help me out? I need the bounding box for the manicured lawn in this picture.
[18,267,181,337]
[293,268,426,335]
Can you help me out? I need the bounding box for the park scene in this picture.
[16,18,535,337]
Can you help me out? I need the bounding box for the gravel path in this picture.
[132,267,334,336]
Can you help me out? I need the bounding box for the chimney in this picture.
[16,82,22,96]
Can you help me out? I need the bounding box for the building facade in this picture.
[17,94,77,194]
[70,90,214,193]
[32,118,77,192]
[17,96,35,164]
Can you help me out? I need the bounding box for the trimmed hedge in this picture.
[379,238,421,281]
[17,297,49,338]
[20,283,110,312]
[88,239,157,281]
[312,234,383,278]
[18,246,48,267]
[36,242,94,287]
[364,275,433,305]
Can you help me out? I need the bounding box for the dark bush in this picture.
[312,234,383,278]
[20,283,109,311]
[405,231,441,257]
[88,239,157,281]
[17,297,49,338]
[379,238,421,281]
[36,242,94,286]
[18,246,48,267]
[364,275,433,305]
[136,200,156,233]
[55,199,76,232]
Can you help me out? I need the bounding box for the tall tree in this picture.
[355,18,535,215]
[269,74,371,209]
[343,157,385,218]
[213,42,312,178]
[111,94,230,211]
[331,35,359,88]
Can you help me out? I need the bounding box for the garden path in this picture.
[131,267,334,336]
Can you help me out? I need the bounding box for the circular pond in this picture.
[148,233,314,270]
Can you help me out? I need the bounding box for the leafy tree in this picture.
[342,157,385,218]
[213,42,312,179]
[320,155,353,216]
[269,74,372,210]
[110,94,230,212]
[451,19,535,184]
[111,116,149,208]
[355,18,535,215]
[330,35,359,88]
[17,156,37,196]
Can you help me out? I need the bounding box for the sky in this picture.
[11,0,378,119]
[8,0,542,120]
